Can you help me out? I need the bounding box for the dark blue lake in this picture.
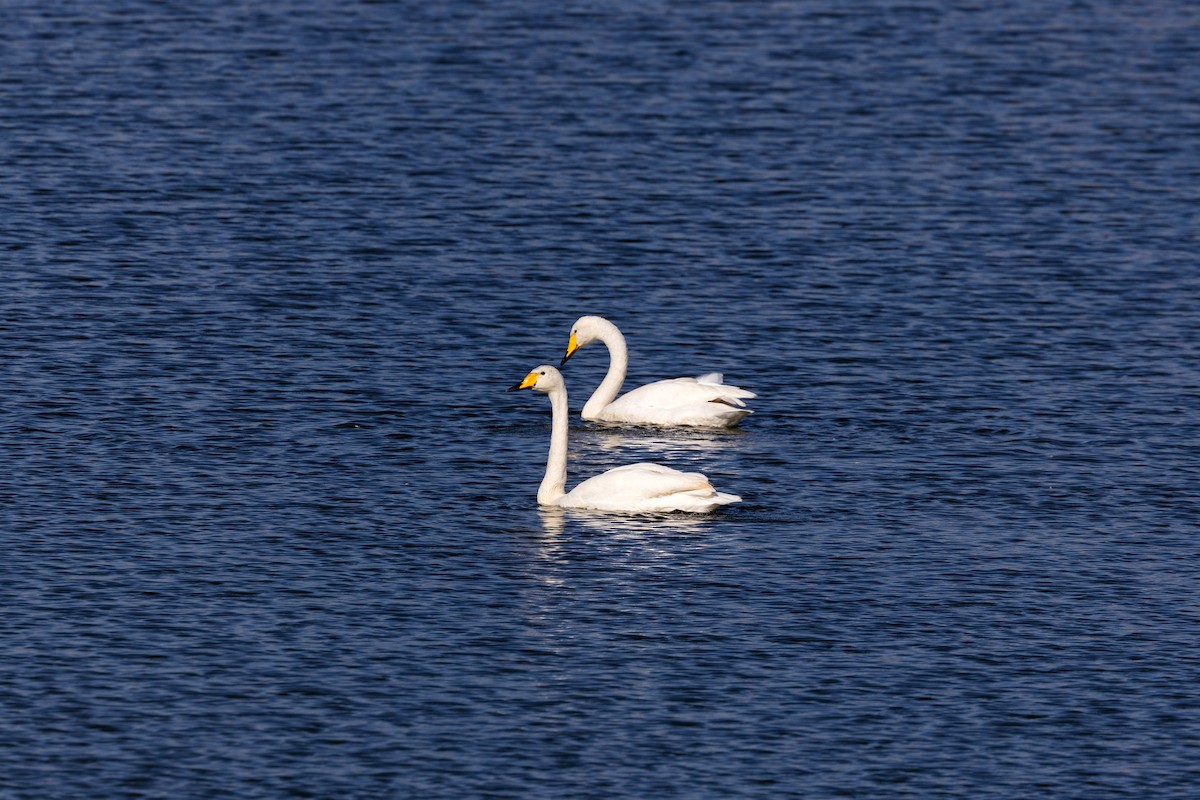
[2,1,1198,797]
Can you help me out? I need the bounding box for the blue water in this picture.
[3,1,1199,797]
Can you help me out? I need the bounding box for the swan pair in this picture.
[508,316,754,514]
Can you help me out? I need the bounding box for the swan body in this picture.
[507,366,741,514]
[561,316,755,428]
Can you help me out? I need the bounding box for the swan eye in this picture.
[539,371,545,375]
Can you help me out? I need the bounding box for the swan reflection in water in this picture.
[531,508,710,584]
[538,506,712,538]
[588,426,746,457]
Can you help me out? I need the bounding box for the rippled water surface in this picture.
[3,1,1199,798]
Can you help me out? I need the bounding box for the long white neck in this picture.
[581,321,628,420]
[537,384,570,504]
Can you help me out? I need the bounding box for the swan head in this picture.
[560,315,610,365]
[506,365,564,394]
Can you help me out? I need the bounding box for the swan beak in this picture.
[506,372,539,392]
[560,332,579,366]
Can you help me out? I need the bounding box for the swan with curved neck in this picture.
[560,316,755,428]
[507,365,741,513]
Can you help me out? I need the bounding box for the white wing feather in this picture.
[597,374,756,427]
[561,463,741,513]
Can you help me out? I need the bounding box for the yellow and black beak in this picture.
[506,371,540,392]
[559,331,579,366]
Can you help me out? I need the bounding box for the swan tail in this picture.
[709,396,753,409]
[675,486,741,511]
[685,485,740,502]
[694,372,757,402]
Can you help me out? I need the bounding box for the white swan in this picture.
[560,315,755,428]
[507,365,741,513]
